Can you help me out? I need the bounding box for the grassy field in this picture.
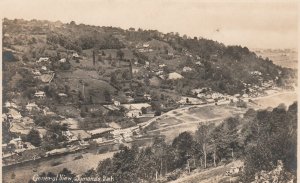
[147,104,247,142]
[147,91,297,143]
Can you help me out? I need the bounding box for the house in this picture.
[156,71,164,75]
[32,70,41,76]
[159,64,166,68]
[103,105,120,111]
[121,103,151,118]
[234,94,241,98]
[37,57,49,63]
[144,94,152,101]
[9,137,23,149]
[43,107,56,116]
[113,100,121,106]
[34,91,46,98]
[197,93,205,99]
[59,58,66,63]
[26,102,39,111]
[192,88,210,95]
[72,53,80,58]
[126,110,142,118]
[8,108,22,119]
[88,128,114,139]
[195,61,202,66]
[58,93,68,97]
[250,71,262,76]
[242,94,249,98]
[5,102,18,109]
[212,92,223,99]
[143,43,150,48]
[108,122,121,129]
[41,66,47,71]
[9,122,32,136]
[132,68,140,74]
[121,103,151,111]
[168,52,174,56]
[168,72,183,80]
[178,97,204,105]
[183,66,192,72]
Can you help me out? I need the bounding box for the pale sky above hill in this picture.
[0,0,298,49]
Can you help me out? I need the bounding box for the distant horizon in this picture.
[1,0,298,49]
[2,17,298,51]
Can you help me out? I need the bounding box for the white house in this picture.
[197,93,205,98]
[159,64,166,68]
[72,53,80,58]
[41,66,47,71]
[168,72,183,80]
[26,102,39,111]
[195,61,202,66]
[59,58,66,63]
[250,71,262,76]
[113,100,121,106]
[183,66,192,72]
[58,93,68,97]
[9,137,23,149]
[37,57,49,63]
[143,43,150,48]
[34,91,46,98]
[8,108,22,119]
[5,102,18,109]
[32,70,41,76]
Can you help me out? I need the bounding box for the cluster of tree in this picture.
[46,28,124,52]
[241,102,297,182]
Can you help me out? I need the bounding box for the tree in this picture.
[27,129,42,147]
[141,107,147,114]
[195,124,210,168]
[103,90,111,102]
[242,103,297,182]
[117,49,125,60]
[172,132,194,168]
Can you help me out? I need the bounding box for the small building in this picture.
[195,61,202,66]
[58,93,68,97]
[72,53,80,58]
[59,58,66,63]
[143,43,150,48]
[168,72,183,80]
[32,70,41,76]
[88,128,114,139]
[41,66,47,71]
[8,108,22,119]
[26,102,39,111]
[34,91,46,98]
[159,64,166,68]
[9,137,23,149]
[5,102,18,109]
[183,66,192,72]
[113,100,121,106]
[37,57,49,63]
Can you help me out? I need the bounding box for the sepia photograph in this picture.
[1,0,298,182]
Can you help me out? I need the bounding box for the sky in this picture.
[0,0,298,49]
